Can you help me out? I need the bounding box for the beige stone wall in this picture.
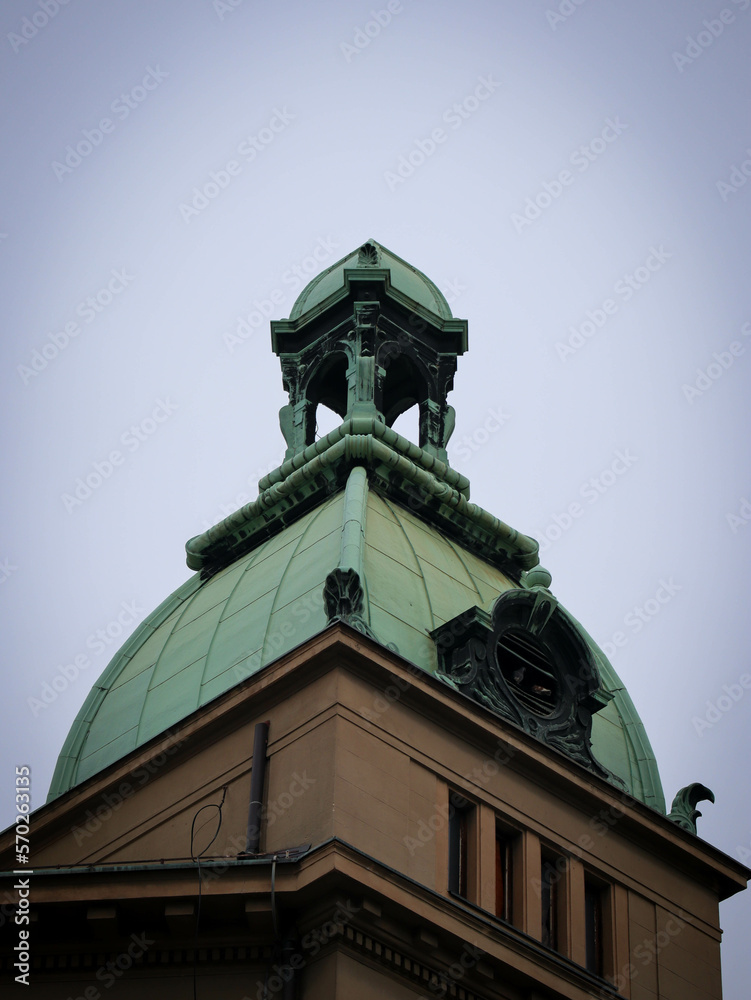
[1,631,742,999]
[303,951,427,1000]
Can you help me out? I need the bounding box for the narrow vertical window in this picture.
[495,823,513,922]
[448,792,473,898]
[540,855,560,951]
[585,879,605,976]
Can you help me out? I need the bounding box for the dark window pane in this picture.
[585,881,603,976]
[541,859,559,951]
[495,831,512,922]
[448,793,471,898]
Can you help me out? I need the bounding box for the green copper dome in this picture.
[49,479,664,810]
[48,240,665,814]
[289,239,453,321]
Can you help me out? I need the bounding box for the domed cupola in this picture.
[273,239,467,464]
[49,240,668,819]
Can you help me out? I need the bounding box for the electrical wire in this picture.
[260,856,280,1000]
[189,786,228,1000]
[271,857,278,938]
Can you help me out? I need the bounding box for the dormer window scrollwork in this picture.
[431,589,621,783]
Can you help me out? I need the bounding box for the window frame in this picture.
[494,818,519,924]
[540,849,567,953]
[584,873,611,978]
[448,790,475,899]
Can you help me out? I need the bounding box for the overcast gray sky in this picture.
[1,0,750,992]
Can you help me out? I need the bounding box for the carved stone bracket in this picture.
[323,567,379,642]
[667,783,715,834]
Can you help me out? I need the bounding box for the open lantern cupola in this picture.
[271,240,468,463]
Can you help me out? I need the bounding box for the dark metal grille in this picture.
[496,628,558,716]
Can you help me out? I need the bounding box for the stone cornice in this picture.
[3,628,747,901]
[185,417,538,576]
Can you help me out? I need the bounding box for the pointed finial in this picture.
[523,566,553,589]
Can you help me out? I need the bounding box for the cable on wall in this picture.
[190,785,228,1000]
